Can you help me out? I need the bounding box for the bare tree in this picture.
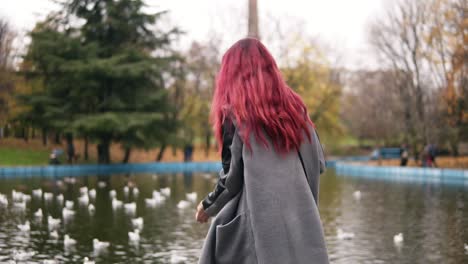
[0,17,16,138]
[368,0,434,151]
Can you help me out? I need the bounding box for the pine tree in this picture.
[19,0,180,163]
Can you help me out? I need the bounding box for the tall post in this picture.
[248,0,260,39]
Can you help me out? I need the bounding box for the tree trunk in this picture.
[122,147,131,163]
[22,126,28,142]
[205,130,211,157]
[31,128,35,139]
[65,133,75,164]
[42,128,48,146]
[54,132,61,144]
[84,136,89,161]
[156,143,167,161]
[97,138,111,164]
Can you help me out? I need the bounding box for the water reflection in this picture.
[0,171,466,263]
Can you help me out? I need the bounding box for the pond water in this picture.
[0,170,467,263]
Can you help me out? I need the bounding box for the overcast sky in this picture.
[1,0,386,69]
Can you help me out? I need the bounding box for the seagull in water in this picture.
[109,190,117,199]
[65,200,74,210]
[83,257,95,264]
[464,243,468,254]
[88,189,97,200]
[56,194,64,205]
[64,234,77,247]
[112,198,123,210]
[186,192,198,203]
[177,200,191,210]
[48,216,61,230]
[79,194,89,206]
[160,187,171,196]
[32,189,42,198]
[337,228,355,240]
[97,181,107,188]
[93,238,110,252]
[17,221,30,232]
[34,208,43,218]
[80,186,88,195]
[128,229,140,243]
[88,204,96,214]
[63,207,75,219]
[124,202,137,215]
[393,233,404,245]
[170,251,188,264]
[0,194,8,206]
[353,190,362,201]
[131,217,143,230]
[43,192,53,202]
[133,187,139,197]
[50,230,59,239]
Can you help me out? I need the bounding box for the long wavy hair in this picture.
[211,38,314,153]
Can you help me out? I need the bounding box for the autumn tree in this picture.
[0,17,16,138]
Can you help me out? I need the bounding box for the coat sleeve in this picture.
[299,128,326,206]
[202,123,244,217]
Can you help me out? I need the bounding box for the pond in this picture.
[0,170,467,263]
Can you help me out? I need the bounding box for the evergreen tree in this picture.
[19,0,180,163]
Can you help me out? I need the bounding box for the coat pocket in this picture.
[215,212,256,264]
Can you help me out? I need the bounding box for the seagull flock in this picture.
[338,189,468,257]
[0,176,200,263]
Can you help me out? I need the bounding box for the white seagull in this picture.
[337,228,355,240]
[32,189,42,198]
[48,216,61,230]
[128,229,140,242]
[131,217,144,230]
[79,186,88,195]
[186,192,198,203]
[97,181,107,188]
[65,200,74,210]
[112,198,123,210]
[353,190,362,201]
[88,204,96,214]
[93,238,110,252]
[160,187,171,196]
[34,208,43,218]
[79,194,89,206]
[43,192,54,202]
[393,233,404,245]
[56,194,64,205]
[62,207,75,219]
[109,190,117,199]
[0,194,8,206]
[124,202,137,214]
[88,189,97,200]
[17,221,30,232]
[64,234,77,247]
[177,200,191,210]
[83,257,95,264]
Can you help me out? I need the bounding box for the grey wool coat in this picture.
[199,123,329,264]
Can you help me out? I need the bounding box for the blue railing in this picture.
[335,162,468,184]
[0,162,222,179]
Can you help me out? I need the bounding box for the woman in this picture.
[196,38,329,264]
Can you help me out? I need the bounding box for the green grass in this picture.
[0,147,50,166]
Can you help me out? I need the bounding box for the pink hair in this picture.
[211,38,314,153]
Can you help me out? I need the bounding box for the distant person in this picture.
[183,143,194,162]
[428,144,438,168]
[196,38,329,263]
[49,153,60,165]
[67,142,75,164]
[421,144,433,167]
[400,144,409,166]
